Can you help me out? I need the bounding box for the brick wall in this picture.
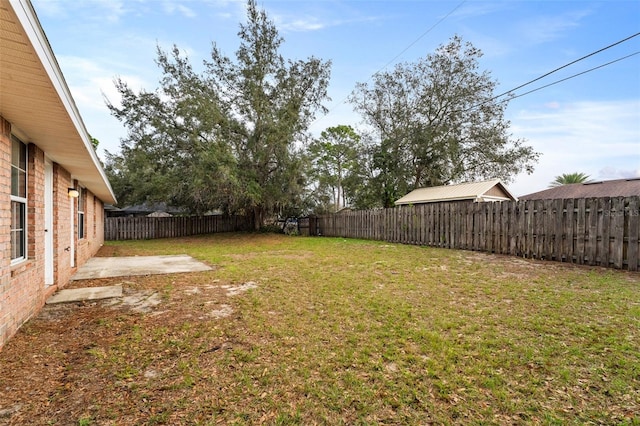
[53,165,73,286]
[74,184,104,269]
[0,117,12,345]
[0,115,106,349]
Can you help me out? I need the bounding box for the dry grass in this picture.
[0,233,638,425]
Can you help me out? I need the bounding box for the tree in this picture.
[89,135,99,150]
[350,35,539,207]
[106,0,330,228]
[308,125,363,212]
[204,0,330,228]
[106,45,238,215]
[549,172,591,187]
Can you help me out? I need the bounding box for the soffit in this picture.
[0,0,116,204]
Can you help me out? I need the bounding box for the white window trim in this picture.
[10,136,28,265]
[78,186,85,240]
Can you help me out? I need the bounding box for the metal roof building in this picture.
[394,179,517,206]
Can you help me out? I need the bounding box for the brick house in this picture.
[0,0,117,349]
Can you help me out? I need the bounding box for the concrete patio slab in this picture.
[46,285,123,304]
[71,255,213,280]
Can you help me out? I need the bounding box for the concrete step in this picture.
[46,285,123,304]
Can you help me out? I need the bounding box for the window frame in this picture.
[10,135,28,264]
[77,187,85,240]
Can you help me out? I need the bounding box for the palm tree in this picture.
[549,172,591,187]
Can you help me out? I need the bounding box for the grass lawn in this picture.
[0,233,638,425]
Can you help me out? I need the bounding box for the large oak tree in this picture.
[106,0,330,228]
[350,36,539,207]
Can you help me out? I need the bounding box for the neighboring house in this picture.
[0,0,117,349]
[520,178,640,200]
[336,206,354,214]
[394,179,517,206]
[106,202,184,217]
[106,203,225,217]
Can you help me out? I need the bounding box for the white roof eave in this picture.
[5,0,116,204]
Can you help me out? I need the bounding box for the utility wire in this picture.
[315,16,640,126]
[372,0,467,78]
[459,31,640,113]
[312,0,467,126]
[488,31,640,104]
[507,51,640,102]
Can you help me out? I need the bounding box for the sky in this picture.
[31,0,640,197]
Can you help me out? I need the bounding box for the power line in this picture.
[489,31,640,104]
[372,0,467,78]
[508,51,640,101]
[312,0,467,127]
[315,18,640,127]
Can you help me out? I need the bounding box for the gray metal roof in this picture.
[520,178,640,200]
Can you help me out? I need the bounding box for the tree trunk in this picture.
[252,206,264,231]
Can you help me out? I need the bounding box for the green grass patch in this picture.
[1,233,638,425]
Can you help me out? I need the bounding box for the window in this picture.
[11,136,27,262]
[93,197,97,237]
[78,187,85,239]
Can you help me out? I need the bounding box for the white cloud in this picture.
[55,55,157,158]
[508,99,640,195]
[516,9,592,45]
[32,0,65,17]
[598,166,640,180]
[278,18,326,32]
[94,0,126,23]
[162,1,197,18]
[33,0,127,23]
[272,10,380,34]
[450,2,512,20]
[461,31,513,58]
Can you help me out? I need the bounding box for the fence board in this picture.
[316,196,640,271]
[628,197,639,271]
[525,200,533,258]
[543,199,552,259]
[105,215,250,241]
[599,198,610,267]
[553,199,563,261]
[576,199,586,264]
[587,198,598,266]
[612,197,625,269]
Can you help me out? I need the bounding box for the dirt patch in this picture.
[208,304,234,319]
[0,268,260,425]
[102,288,163,313]
[223,281,258,296]
[225,250,314,261]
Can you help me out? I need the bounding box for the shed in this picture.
[394,179,517,206]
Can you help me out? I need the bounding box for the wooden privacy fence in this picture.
[297,216,317,236]
[316,197,640,271]
[105,215,251,241]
